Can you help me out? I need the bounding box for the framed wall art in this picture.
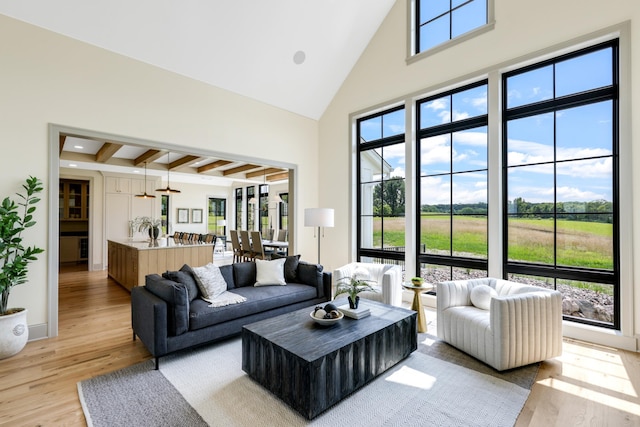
[191,208,203,224]
[177,208,189,223]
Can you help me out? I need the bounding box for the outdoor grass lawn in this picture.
[370,215,613,269]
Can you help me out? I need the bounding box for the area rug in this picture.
[78,333,539,426]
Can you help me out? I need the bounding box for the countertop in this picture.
[108,238,215,250]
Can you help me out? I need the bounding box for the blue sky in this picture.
[360,44,613,207]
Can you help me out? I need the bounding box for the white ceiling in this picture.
[0,0,395,119]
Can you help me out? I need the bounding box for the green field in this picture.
[370,215,613,269]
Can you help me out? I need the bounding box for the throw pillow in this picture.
[352,266,372,281]
[470,284,498,310]
[163,268,200,301]
[297,261,324,298]
[191,263,228,300]
[254,258,287,286]
[270,253,300,282]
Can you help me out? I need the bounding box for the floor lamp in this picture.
[304,208,334,265]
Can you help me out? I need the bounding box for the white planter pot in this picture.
[0,308,28,359]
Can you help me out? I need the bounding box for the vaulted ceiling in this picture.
[3,1,396,184]
[0,0,395,120]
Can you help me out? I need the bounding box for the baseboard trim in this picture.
[28,323,48,341]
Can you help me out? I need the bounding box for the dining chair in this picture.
[239,230,253,261]
[250,231,271,260]
[276,229,287,242]
[229,230,243,263]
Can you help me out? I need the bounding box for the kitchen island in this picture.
[107,238,215,291]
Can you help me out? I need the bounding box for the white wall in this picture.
[319,0,640,350]
[0,14,320,335]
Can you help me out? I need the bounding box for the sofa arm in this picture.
[131,286,169,359]
[380,265,403,306]
[322,272,332,301]
[490,290,563,370]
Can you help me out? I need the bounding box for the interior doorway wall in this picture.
[47,123,297,339]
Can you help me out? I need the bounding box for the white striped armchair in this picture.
[437,277,563,371]
[332,262,403,307]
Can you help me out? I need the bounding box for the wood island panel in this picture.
[108,239,214,291]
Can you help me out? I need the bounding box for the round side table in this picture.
[402,283,431,333]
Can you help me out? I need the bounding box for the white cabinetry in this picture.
[104,174,159,242]
[105,177,131,194]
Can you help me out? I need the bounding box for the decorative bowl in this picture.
[310,310,344,326]
[411,277,424,286]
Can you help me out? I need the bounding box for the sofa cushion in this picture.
[145,276,189,336]
[233,261,257,287]
[297,261,324,298]
[470,284,498,310]
[270,253,301,282]
[162,266,200,302]
[191,263,228,301]
[188,284,317,331]
[254,258,286,286]
[219,264,235,289]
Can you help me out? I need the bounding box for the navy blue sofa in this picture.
[131,257,331,369]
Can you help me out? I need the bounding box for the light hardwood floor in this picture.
[1,266,639,426]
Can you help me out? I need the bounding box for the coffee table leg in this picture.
[411,289,427,333]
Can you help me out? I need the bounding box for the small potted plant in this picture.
[0,176,44,359]
[335,275,377,309]
[133,216,162,240]
[411,276,424,286]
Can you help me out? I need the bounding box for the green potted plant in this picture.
[335,275,377,309]
[133,216,162,240]
[0,176,44,359]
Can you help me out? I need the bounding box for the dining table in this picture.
[261,239,289,255]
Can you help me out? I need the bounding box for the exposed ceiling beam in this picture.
[246,167,285,179]
[196,159,233,173]
[223,164,260,176]
[267,172,289,182]
[168,155,201,169]
[134,149,164,166]
[59,135,66,155]
[95,142,123,163]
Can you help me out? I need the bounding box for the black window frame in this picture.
[246,186,255,231]
[416,79,489,279]
[356,105,406,267]
[258,184,269,234]
[279,193,289,232]
[415,0,488,55]
[502,39,620,329]
[235,187,243,230]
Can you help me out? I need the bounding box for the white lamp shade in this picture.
[217,219,226,226]
[304,208,334,227]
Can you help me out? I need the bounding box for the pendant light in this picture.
[156,152,181,194]
[135,162,156,198]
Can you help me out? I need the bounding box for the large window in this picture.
[160,194,169,235]
[357,106,406,267]
[415,0,487,54]
[247,186,255,231]
[417,81,488,282]
[208,197,226,235]
[279,193,289,232]
[503,41,618,328]
[259,184,269,234]
[235,188,243,230]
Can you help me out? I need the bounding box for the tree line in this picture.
[372,181,612,223]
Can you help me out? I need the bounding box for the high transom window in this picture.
[503,40,619,328]
[415,0,488,54]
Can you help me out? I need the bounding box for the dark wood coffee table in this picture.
[241,300,417,419]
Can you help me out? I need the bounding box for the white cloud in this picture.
[390,167,405,178]
[556,186,606,202]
